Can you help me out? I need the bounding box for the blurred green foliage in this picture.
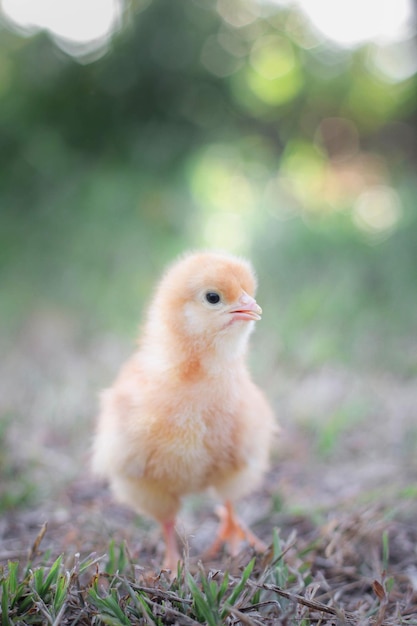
[0,0,416,369]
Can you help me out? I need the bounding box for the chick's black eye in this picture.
[205,292,221,305]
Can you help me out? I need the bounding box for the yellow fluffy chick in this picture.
[92,251,276,571]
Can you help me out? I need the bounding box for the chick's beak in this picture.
[229,292,262,322]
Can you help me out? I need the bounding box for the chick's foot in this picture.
[205,500,267,558]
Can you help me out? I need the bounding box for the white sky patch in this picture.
[1,0,415,61]
[295,0,414,47]
[2,0,121,54]
[3,0,415,48]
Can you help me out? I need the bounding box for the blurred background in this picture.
[0,0,416,515]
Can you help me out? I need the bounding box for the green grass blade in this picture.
[187,574,219,626]
[32,568,45,596]
[133,591,157,625]
[198,570,218,610]
[1,581,12,626]
[106,540,117,575]
[42,555,63,596]
[53,574,69,614]
[226,557,255,608]
[88,588,131,625]
[217,571,229,603]
[382,530,389,571]
[6,563,18,597]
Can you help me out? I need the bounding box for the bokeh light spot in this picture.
[201,212,250,252]
[189,145,256,214]
[245,66,302,106]
[368,39,417,83]
[216,0,259,28]
[315,117,359,162]
[250,35,296,80]
[279,140,327,210]
[353,185,402,237]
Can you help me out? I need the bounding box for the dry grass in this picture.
[1,476,417,624]
[1,312,417,624]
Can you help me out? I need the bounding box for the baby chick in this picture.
[92,251,276,571]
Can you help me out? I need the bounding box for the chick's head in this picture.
[148,251,262,355]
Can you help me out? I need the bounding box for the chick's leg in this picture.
[161,519,181,572]
[206,500,267,558]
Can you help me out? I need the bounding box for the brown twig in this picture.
[27,521,48,563]
[254,581,357,624]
